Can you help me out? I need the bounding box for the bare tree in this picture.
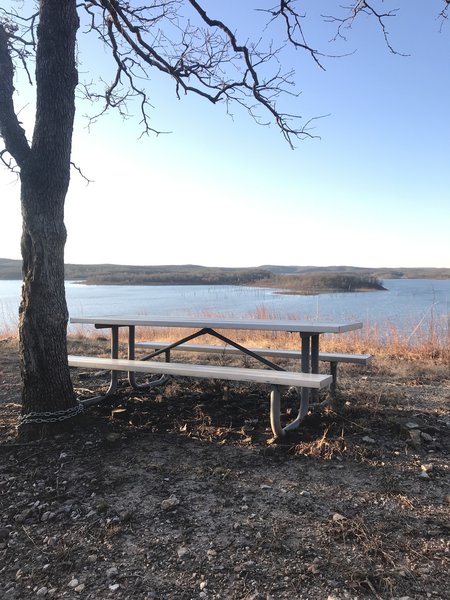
[0,1,447,439]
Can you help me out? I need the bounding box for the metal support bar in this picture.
[311,334,319,402]
[330,362,337,395]
[269,384,311,439]
[140,328,212,361]
[140,327,285,371]
[80,325,119,406]
[311,335,319,373]
[205,329,285,372]
[298,333,312,417]
[127,325,168,390]
[270,386,283,438]
[301,333,311,373]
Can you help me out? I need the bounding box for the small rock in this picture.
[177,546,189,559]
[421,463,433,473]
[87,554,98,563]
[75,584,85,593]
[106,566,119,578]
[37,587,48,597]
[161,495,180,511]
[405,422,419,429]
[332,512,346,522]
[409,430,421,449]
[199,581,208,590]
[68,579,79,588]
[418,471,430,480]
[362,436,376,444]
[46,536,58,547]
[41,511,55,522]
[109,583,120,591]
[417,565,431,575]
[307,558,320,574]
[420,432,433,442]
[14,509,31,523]
[207,549,217,560]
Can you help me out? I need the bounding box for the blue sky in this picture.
[1,0,449,268]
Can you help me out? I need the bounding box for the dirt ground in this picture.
[0,336,449,600]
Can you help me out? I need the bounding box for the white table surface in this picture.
[70,315,363,334]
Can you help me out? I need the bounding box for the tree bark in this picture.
[16,0,80,439]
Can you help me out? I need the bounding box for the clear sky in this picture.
[1,0,449,269]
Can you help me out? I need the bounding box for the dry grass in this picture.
[2,302,449,367]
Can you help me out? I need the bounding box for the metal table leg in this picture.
[79,325,119,406]
[127,325,168,390]
[311,334,319,402]
[282,332,311,432]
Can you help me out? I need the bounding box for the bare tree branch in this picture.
[77,0,319,148]
[323,1,409,56]
[0,22,31,168]
[2,1,448,157]
[439,0,450,25]
[0,147,19,172]
[71,160,94,184]
[256,1,329,69]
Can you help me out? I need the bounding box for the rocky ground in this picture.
[0,337,449,600]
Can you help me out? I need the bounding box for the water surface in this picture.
[1,279,449,342]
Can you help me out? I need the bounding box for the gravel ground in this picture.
[0,337,449,600]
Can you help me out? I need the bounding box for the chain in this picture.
[18,402,85,426]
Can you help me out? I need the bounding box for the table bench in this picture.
[68,354,332,439]
[134,341,372,394]
[70,315,363,438]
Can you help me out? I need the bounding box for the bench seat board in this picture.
[134,342,372,365]
[68,355,332,389]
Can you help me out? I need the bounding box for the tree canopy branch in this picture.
[323,1,408,55]
[0,22,31,168]
[77,0,320,147]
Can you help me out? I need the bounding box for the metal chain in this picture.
[18,402,85,426]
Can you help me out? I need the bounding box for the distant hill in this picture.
[0,258,22,279]
[254,272,386,294]
[259,265,450,279]
[0,258,449,284]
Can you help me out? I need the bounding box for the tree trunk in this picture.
[18,169,78,437]
[17,0,80,439]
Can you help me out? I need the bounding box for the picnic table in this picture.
[69,315,363,437]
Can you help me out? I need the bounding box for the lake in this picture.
[0,279,449,343]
